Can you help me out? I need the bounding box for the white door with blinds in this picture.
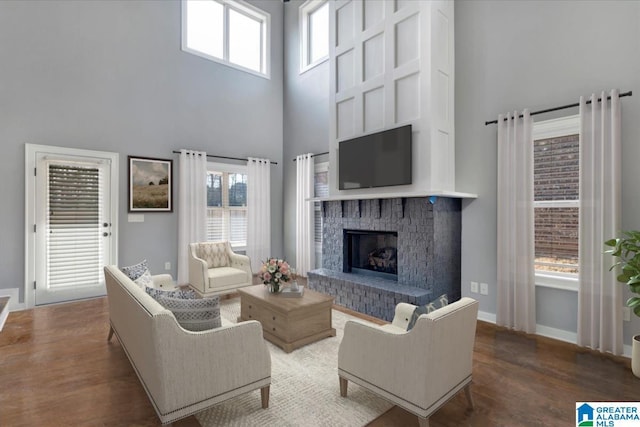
[26,145,118,307]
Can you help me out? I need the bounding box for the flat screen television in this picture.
[338,124,412,190]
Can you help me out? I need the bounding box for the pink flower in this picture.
[261,257,292,287]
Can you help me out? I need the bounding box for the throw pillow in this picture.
[145,286,197,300]
[134,269,154,288]
[157,295,221,331]
[120,260,149,281]
[406,293,449,331]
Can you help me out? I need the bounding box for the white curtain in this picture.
[296,154,315,277]
[496,110,536,333]
[577,90,622,355]
[177,149,207,285]
[247,157,271,273]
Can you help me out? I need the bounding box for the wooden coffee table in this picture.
[237,284,336,353]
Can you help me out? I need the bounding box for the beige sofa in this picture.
[188,241,253,297]
[104,265,271,425]
[338,297,479,427]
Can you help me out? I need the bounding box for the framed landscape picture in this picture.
[128,156,173,212]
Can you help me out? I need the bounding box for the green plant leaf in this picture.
[605,231,640,287]
[617,273,631,283]
[628,276,640,286]
[604,238,618,247]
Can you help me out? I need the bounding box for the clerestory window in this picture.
[182,0,271,78]
[300,0,329,73]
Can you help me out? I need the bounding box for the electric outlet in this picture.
[480,282,489,295]
[624,307,631,322]
[164,262,171,271]
[470,281,479,293]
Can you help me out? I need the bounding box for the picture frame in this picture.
[128,156,173,212]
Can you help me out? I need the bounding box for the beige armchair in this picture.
[188,241,253,297]
[338,297,479,427]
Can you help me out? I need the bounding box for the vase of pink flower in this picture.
[259,258,291,293]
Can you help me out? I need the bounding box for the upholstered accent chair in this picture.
[188,241,252,297]
[338,297,479,427]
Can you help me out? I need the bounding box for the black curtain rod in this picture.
[484,90,632,126]
[292,151,330,161]
[172,150,277,165]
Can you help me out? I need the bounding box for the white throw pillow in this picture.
[134,270,154,288]
[120,260,149,281]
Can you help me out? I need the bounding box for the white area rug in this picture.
[196,299,393,427]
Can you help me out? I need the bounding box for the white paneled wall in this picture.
[329,0,455,196]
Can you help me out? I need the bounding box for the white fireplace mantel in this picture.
[308,190,477,202]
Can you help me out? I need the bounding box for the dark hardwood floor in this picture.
[1,297,638,426]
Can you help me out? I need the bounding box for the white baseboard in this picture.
[477,310,632,359]
[477,310,496,324]
[0,288,25,311]
[535,324,577,345]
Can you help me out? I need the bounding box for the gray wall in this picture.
[455,0,640,343]
[8,0,639,345]
[0,0,283,303]
[282,0,330,265]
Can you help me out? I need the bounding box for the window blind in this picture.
[314,169,329,268]
[207,171,247,248]
[47,164,102,288]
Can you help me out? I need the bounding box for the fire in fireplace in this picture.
[343,229,398,280]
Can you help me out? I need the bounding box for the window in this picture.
[207,164,247,250]
[314,162,329,268]
[533,115,580,287]
[300,0,329,73]
[182,0,270,78]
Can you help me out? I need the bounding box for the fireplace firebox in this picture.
[343,229,398,281]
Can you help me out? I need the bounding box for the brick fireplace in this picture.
[308,197,461,321]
